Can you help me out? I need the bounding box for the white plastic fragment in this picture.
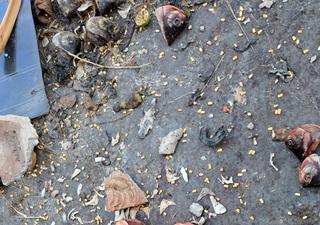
[189,203,204,217]
[77,184,83,195]
[71,168,81,179]
[84,192,99,206]
[159,128,184,154]
[259,0,275,9]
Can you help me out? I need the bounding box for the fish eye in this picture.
[305,173,312,182]
[287,139,294,146]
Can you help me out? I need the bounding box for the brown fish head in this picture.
[155,5,188,45]
[285,134,302,150]
[299,154,320,187]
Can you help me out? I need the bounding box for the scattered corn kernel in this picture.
[296,39,300,44]
[239,82,243,87]
[214,36,218,41]
[217,148,223,153]
[242,169,247,173]
[236,209,241,213]
[204,178,210,183]
[208,164,212,169]
[203,2,207,6]
[298,30,302,34]
[302,216,307,220]
[318,46,320,51]
[292,36,297,41]
[189,169,193,173]
[247,112,252,116]
[163,212,167,216]
[221,18,226,21]
[208,101,213,106]
[238,33,243,37]
[275,79,279,83]
[209,8,214,12]
[248,73,253,79]
[287,211,292,216]
[259,198,264,204]
[198,173,204,177]
[303,49,309,54]
[268,49,274,53]
[278,93,283,98]
[252,28,256,34]
[240,199,244,204]
[215,87,219,92]
[250,216,254,220]
[257,30,263,35]
[188,25,192,30]
[233,56,238,60]
[192,189,197,193]
[268,127,274,130]
[233,183,239,188]
[217,76,221,82]
[220,167,224,172]
[157,175,162,179]
[220,51,224,56]
[199,48,203,53]
[295,193,301,197]
[249,149,256,155]
[238,173,243,177]
[190,56,195,61]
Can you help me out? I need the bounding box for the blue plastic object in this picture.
[0,0,49,118]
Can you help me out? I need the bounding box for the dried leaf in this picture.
[104,171,147,212]
[159,199,176,214]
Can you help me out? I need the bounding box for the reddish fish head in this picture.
[285,134,302,151]
[299,154,319,187]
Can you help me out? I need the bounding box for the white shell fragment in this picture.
[159,199,176,214]
[210,196,227,214]
[219,175,234,184]
[57,176,66,183]
[197,188,215,202]
[270,152,279,171]
[85,192,99,206]
[129,206,140,219]
[71,168,81,180]
[111,132,120,146]
[51,190,59,198]
[151,189,159,198]
[159,128,184,154]
[138,98,157,139]
[247,122,254,130]
[189,203,204,217]
[180,167,188,182]
[140,206,151,219]
[166,169,180,182]
[77,184,83,195]
[310,55,317,63]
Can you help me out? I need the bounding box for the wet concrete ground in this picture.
[1,0,320,224]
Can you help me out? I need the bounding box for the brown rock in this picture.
[159,128,183,154]
[104,170,147,212]
[60,95,76,108]
[0,115,39,185]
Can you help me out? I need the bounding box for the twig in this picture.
[38,139,64,157]
[58,46,152,69]
[201,55,225,93]
[224,0,255,52]
[0,191,39,219]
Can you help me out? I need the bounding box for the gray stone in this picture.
[259,0,275,9]
[159,128,184,154]
[189,203,204,217]
[0,115,38,185]
[247,122,254,130]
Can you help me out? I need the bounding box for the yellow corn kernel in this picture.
[159,190,163,194]
[295,193,301,197]
[192,189,197,193]
[247,112,252,116]
[303,49,309,54]
[209,8,214,12]
[275,79,279,84]
[239,82,243,87]
[287,211,292,216]
[233,183,239,188]
[257,30,263,35]
[220,51,224,56]
[204,178,210,183]
[190,56,195,61]
[252,28,256,34]
[268,49,274,53]
[217,76,221,82]
[302,216,307,220]
[188,25,192,30]
[178,109,182,112]
[221,18,226,21]
[277,44,281,49]
[242,169,247,173]
[215,87,219,92]
[236,209,241,213]
[240,199,244,204]
[278,93,283,98]
[259,198,264,204]
[208,101,213,106]
[238,33,243,37]
[157,175,162,179]
[296,39,300,44]
[198,173,204,177]
[238,173,243,177]
[233,56,238,60]
[163,212,167,216]
[217,148,223,153]
[250,216,254,220]
[292,36,297,41]
[208,164,212,170]
[220,167,224,172]
[298,30,302,34]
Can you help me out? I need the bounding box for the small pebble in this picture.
[247,122,254,130]
[199,26,205,32]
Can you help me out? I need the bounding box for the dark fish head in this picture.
[155,5,188,45]
[285,134,301,150]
